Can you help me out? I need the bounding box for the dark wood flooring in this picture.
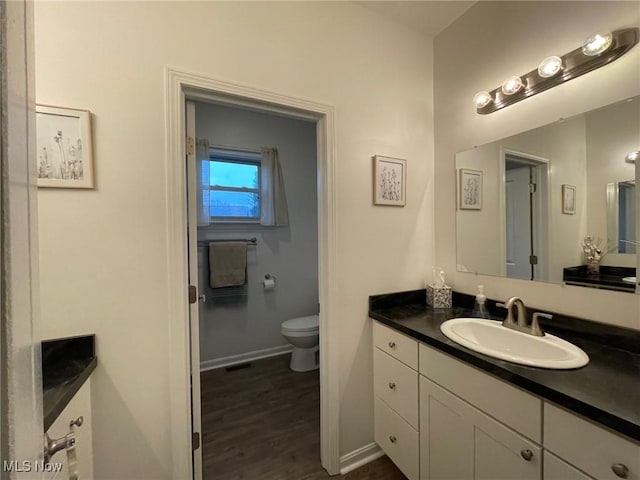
[201,354,407,480]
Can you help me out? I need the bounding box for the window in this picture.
[203,149,261,221]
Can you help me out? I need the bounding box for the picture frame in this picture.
[562,184,576,214]
[373,155,406,206]
[459,168,483,210]
[36,105,94,189]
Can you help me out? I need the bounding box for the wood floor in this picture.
[201,354,407,480]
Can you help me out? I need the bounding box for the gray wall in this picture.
[195,102,318,364]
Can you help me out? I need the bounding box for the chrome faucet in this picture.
[496,296,549,337]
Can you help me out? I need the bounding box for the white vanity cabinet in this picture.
[373,322,419,480]
[418,344,541,480]
[544,403,640,480]
[45,380,94,480]
[372,320,639,480]
[420,376,541,480]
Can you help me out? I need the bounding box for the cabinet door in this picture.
[420,376,541,480]
[544,451,594,480]
[45,380,93,480]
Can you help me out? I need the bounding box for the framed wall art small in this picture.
[459,168,482,210]
[373,155,406,207]
[562,184,576,215]
[36,105,94,189]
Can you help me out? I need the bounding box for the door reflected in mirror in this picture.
[607,180,636,254]
[456,96,639,293]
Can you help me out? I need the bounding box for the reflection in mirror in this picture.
[456,96,639,293]
[607,180,636,254]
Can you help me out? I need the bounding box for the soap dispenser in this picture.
[471,285,490,319]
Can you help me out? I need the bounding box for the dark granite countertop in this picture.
[563,265,636,293]
[42,335,97,431]
[369,290,640,442]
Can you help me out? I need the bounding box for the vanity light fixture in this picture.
[625,150,639,163]
[474,27,639,114]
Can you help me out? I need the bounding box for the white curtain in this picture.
[196,139,211,227]
[260,147,289,226]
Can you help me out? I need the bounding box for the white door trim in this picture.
[164,67,339,478]
[501,148,551,281]
[2,0,44,471]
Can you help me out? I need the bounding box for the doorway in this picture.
[503,151,550,281]
[186,99,321,477]
[164,68,339,479]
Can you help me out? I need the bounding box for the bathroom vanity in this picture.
[42,335,97,479]
[370,290,640,480]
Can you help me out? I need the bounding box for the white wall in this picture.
[435,1,640,330]
[35,2,434,477]
[195,102,318,363]
[455,142,503,276]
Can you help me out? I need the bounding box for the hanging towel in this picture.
[209,242,247,288]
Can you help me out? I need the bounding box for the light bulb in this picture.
[582,32,613,56]
[625,150,639,163]
[473,91,493,108]
[538,56,563,78]
[501,76,524,95]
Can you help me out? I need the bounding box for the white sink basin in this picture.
[622,276,636,284]
[440,318,589,369]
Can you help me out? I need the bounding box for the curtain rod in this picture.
[208,143,261,154]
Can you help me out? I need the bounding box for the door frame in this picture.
[2,0,44,471]
[500,148,550,281]
[164,67,339,478]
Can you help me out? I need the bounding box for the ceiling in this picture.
[357,1,476,37]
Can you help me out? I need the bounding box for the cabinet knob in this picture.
[388,341,396,349]
[388,382,396,390]
[611,464,629,478]
[520,449,533,461]
[389,435,397,444]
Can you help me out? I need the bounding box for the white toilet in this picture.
[281,315,319,372]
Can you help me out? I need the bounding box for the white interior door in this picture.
[505,167,532,279]
[186,101,203,480]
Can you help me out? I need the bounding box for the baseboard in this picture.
[339,442,384,475]
[200,344,294,372]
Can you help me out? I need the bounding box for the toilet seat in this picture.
[281,315,319,333]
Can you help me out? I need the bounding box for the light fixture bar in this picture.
[477,27,639,114]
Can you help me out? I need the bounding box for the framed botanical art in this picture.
[562,184,576,214]
[36,105,94,188]
[459,168,482,210]
[373,155,406,206]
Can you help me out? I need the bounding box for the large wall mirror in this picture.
[456,96,639,294]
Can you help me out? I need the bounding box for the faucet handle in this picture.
[496,302,506,309]
[531,312,552,337]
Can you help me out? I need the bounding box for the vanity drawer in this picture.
[544,403,640,480]
[373,347,418,428]
[374,396,419,480]
[373,321,418,370]
[419,344,541,442]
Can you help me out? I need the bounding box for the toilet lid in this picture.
[282,315,319,332]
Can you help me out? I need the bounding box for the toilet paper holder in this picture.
[263,274,277,291]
